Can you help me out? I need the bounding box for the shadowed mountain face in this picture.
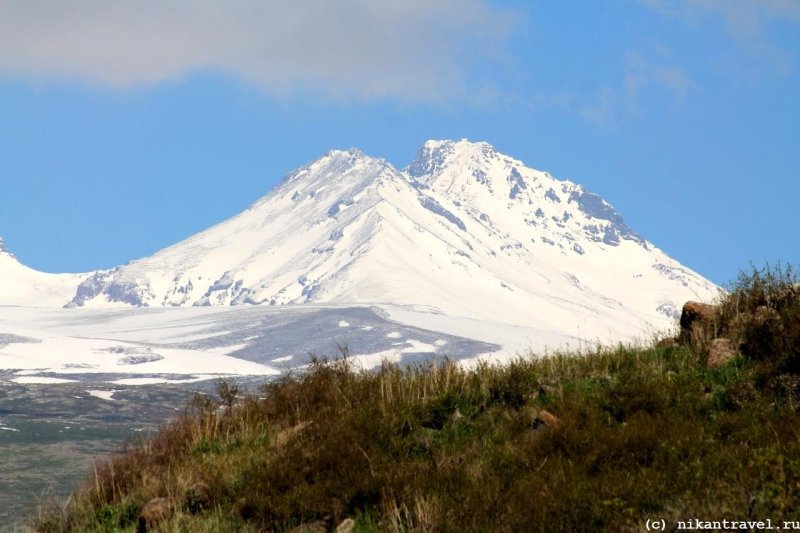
[169,307,499,366]
[0,304,503,385]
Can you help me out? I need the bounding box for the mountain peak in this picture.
[280,147,389,191]
[407,139,497,178]
[3,139,718,339]
[326,147,367,160]
[310,147,378,173]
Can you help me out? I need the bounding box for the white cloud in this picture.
[552,88,617,126]
[640,0,800,38]
[0,0,514,101]
[640,0,800,77]
[623,52,696,105]
[652,66,695,99]
[552,52,695,126]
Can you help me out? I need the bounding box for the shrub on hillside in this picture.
[716,265,800,366]
[684,264,800,371]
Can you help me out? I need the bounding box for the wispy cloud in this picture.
[640,0,800,38]
[623,52,696,106]
[640,0,800,75]
[652,66,695,98]
[552,52,695,126]
[0,0,514,101]
[551,87,617,126]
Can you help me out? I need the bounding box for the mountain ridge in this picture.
[0,237,89,308]
[1,139,718,342]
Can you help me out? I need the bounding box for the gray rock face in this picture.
[656,302,680,320]
[407,140,455,178]
[68,272,108,307]
[328,198,354,217]
[568,188,645,246]
[69,271,147,307]
[417,194,466,231]
[507,168,527,199]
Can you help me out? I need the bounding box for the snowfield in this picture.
[0,140,720,383]
[0,304,545,384]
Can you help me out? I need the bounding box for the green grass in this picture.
[33,266,800,532]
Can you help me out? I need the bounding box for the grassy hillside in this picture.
[34,266,800,532]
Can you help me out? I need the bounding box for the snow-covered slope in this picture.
[0,237,88,307]
[63,140,718,341]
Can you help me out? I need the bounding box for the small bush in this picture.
[717,265,800,367]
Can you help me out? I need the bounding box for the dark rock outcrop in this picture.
[679,301,718,344]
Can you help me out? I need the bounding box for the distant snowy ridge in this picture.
[1,139,719,344]
[0,237,89,308]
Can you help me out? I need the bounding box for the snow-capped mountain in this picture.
[55,139,717,341]
[0,237,88,307]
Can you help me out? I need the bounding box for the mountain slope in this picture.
[63,140,718,341]
[0,238,88,308]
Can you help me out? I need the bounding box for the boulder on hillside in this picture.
[655,337,680,349]
[707,338,737,367]
[185,481,212,514]
[532,410,562,430]
[336,518,357,533]
[137,497,171,533]
[679,301,718,344]
[287,521,327,533]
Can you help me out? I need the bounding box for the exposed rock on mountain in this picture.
[56,139,718,340]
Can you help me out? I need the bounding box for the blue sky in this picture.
[0,0,797,286]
